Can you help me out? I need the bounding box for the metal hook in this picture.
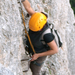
[21,58,32,72]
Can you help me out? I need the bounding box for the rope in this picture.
[19,0,36,54]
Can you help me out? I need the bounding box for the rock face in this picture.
[0,0,75,75]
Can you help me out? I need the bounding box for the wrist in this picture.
[37,53,42,57]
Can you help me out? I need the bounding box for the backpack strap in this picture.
[41,22,62,48]
[47,22,63,47]
[54,30,62,47]
[41,28,51,44]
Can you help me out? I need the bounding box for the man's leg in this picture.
[30,56,47,75]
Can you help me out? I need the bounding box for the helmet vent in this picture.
[39,27,40,28]
[41,19,43,21]
[39,21,41,23]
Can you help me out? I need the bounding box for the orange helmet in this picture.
[29,12,47,31]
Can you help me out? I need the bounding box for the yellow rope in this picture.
[21,10,36,53]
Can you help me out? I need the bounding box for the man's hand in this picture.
[22,0,35,15]
[31,54,39,61]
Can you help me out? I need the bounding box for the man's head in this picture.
[29,12,47,32]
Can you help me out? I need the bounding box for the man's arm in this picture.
[22,0,35,15]
[31,40,58,61]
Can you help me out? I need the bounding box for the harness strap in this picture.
[32,61,44,66]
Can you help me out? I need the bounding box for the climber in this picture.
[26,12,58,75]
[21,0,58,75]
[21,0,35,15]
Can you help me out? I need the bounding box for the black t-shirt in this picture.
[43,33,55,43]
[28,24,55,53]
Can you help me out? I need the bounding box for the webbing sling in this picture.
[19,0,36,54]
